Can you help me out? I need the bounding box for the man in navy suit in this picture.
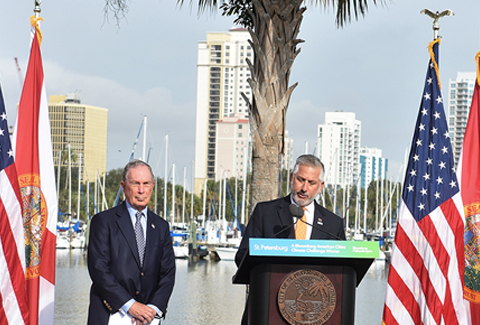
[87,160,175,325]
[235,154,345,324]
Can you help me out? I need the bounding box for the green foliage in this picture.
[323,179,401,232]
[220,0,253,28]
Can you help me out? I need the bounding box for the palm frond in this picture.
[311,0,384,28]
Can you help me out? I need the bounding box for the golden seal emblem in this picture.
[464,203,480,303]
[278,269,336,325]
[18,173,47,280]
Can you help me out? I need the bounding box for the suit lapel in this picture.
[277,196,295,239]
[116,202,142,267]
[311,201,326,239]
[144,210,158,266]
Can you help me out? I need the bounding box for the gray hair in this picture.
[122,159,154,182]
[292,154,325,182]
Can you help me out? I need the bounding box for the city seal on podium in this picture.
[278,269,336,325]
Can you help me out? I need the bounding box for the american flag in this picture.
[382,39,467,324]
[0,84,29,324]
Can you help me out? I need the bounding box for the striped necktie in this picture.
[295,207,307,240]
[135,211,146,266]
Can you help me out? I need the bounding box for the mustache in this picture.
[296,190,309,197]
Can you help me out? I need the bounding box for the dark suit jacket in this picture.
[235,195,346,266]
[87,201,175,325]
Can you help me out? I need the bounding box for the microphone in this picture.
[289,204,344,241]
[289,204,304,218]
[269,204,302,238]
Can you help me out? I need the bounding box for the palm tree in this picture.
[104,0,382,211]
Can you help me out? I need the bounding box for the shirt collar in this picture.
[125,200,148,219]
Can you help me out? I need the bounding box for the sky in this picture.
[1,0,479,189]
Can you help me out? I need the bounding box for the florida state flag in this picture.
[13,17,57,325]
[457,51,480,324]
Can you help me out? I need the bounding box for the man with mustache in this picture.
[235,154,346,324]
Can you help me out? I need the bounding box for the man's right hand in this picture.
[128,301,156,325]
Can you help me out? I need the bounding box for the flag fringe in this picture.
[30,16,44,46]
[476,51,480,87]
[428,38,442,89]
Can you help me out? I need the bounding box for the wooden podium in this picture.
[233,239,379,325]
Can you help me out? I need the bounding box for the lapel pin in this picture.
[151,223,155,229]
[317,219,323,226]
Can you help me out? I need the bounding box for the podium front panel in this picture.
[248,264,356,325]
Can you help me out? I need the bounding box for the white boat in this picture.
[70,233,86,249]
[56,232,86,249]
[376,250,386,261]
[215,247,238,261]
[56,234,70,249]
[173,245,189,259]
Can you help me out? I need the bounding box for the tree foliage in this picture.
[102,0,385,213]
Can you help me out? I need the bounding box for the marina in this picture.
[54,249,388,324]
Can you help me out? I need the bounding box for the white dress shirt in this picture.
[290,196,315,239]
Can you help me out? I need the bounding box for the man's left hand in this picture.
[128,301,156,325]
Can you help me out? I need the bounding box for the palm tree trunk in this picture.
[245,0,305,209]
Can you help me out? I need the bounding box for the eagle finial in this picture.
[420,9,454,39]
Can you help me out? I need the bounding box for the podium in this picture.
[233,239,379,325]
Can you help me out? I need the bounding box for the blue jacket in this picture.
[87,201,175,324]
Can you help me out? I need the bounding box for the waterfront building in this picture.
[316,111,361,188]
[446,72,475,165]
[214,115,249,181]
[281,130,294,172]
[359,148,388,188]
[193,28,253,194]
[48,93,108,182]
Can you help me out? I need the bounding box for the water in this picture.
[54,250,387,324]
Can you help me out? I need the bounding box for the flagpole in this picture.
[34,0,41,17]
[420,8,454,40]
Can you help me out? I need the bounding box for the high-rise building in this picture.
[359,147,388,188]
[446,72,475,165]
[316,112,361,188]
[281,130,294,172]
[215,115,249,180]
[193,28,253,194]
[48,93,108,182]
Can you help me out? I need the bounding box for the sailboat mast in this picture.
[241,146,247,225]
[142,115,147,161]
[68,143,72,218]
[190,161,194,220]
[222,171,227,223]
[182,166,186,225]
[234,152,237,215]
[202,179,207,227]
[172,163,175,224]
[218,170,223,221]
[364,180,368,234]
[77,153,82,221]
[164,134,168,221]
[376,175,379,233]
[56,150,61,202]
[103,172,107,211]
[94,170,98,212]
